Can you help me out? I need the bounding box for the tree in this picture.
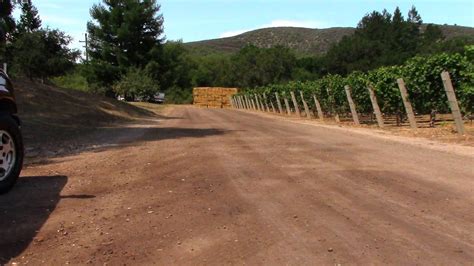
[147,41,192,93]
[407,6,422,24]
[190,53,233,87]
[230,45,296,88]
[324,6,429,74]
[12,29,79,79]
[0,0,15,63]
[86,0,165,94]
[113,67,159,100]
[423,24,444,44]
[17,0,42,34]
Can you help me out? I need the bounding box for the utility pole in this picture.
[79,33,89,63]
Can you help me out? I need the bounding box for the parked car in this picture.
[0,69,24,194]
[152,92,165,104]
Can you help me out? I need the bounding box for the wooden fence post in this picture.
[367,85,385,128]
[261,94,266,111]
[259,94,264,111]
[326,87,340,123]
[254,94,260,111]
[264,94,271,112]
[255,94,261,111]
[258,95,265,111]
[290,91,301,117]
[250,96,256,110]
[275,92,284,114]
[441,71,465,135]
[312,95,324,121]
[270,100,276,113]
[260,95,266,112]
[256,94,262,111]
[299,91,311,118]
[344,85,360,125]
[263,93,272,112]
[396,78,417,129]
[283,93,291,115]
[243,96,249,110]
[266,93,276,113]
[239,96,245,109]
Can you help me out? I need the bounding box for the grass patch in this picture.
[52,71,89,92]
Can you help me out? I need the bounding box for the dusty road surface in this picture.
[1,106,473,265]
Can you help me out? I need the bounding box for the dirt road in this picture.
[1,106,473,265]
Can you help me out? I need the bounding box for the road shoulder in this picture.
[233,109,474,158]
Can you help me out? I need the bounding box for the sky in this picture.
[15,0,474,53]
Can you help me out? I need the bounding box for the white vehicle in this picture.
[152,92,165,104]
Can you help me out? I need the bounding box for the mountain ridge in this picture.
[185,24,474,56]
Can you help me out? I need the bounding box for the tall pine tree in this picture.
[0,0,15,64]
[86,0,164,94]
[17,0,42,34]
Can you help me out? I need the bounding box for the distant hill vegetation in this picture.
[185,24,474,56]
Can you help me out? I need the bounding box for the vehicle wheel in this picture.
[0,115,23,194]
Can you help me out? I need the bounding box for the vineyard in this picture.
[232,47,473,133]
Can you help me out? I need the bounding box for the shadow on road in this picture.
[136,127,228,142]
[25,127,230,165]
[0,175,93,264]
[85,127,231,154]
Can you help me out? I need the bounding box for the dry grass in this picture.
[13,79,154,151]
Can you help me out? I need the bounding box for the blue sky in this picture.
[16,0,474,52]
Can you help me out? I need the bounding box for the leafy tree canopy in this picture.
[12,29,79,79]
[324,6,444,74]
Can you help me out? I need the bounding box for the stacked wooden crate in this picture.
[193,87,238,108]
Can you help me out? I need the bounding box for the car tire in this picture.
[0,114,23,194]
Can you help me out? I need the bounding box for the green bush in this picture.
[52,68,89,91]
[113,68,159,100]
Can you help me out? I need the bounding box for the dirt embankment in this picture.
[13,79,157,161]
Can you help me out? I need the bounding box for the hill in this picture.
[14,79,155,159]
[185,25,474,56]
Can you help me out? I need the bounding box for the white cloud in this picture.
[220,29,250,38]
[219,19,330,38]
[264,19,329,28]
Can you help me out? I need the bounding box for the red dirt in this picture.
[1,106,473,265]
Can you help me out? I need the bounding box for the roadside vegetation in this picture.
[1,1,473,105]
[242,49,473,117]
